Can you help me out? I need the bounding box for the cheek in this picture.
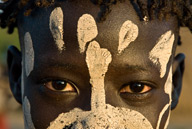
[23,97,35,129]
[149,30,174,128]
[156,66,173,129]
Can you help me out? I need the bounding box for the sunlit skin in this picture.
[7,0,185,129]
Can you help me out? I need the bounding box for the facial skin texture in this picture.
[49,7,64,51]
[118,20,139,54]
[149,31,175,78]
[77,14,98,53]
[16,0,180,128]
[24,32,34,77]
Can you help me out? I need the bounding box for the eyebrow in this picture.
[125,65,147,72]
[33,62,81,72]
[110,63,154,73]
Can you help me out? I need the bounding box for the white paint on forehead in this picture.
[77,14,98,53]
[149,30,175,78]
[23,96,35,129]
[49,7,64,51]
[24,32,34,77]
[118,20,139,54]
[156,66,172,129]
[48,41,153,129]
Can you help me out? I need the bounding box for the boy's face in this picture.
[15,0,181,129]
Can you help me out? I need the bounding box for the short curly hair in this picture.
[0,0,192,35]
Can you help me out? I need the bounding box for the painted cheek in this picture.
[149,31,174,129]
[24,32,34,77]
[156,67,173,129]
[49,7,64,51]
[118,20,139,54]
[23,96,35,129]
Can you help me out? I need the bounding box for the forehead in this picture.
[18,0,178,58]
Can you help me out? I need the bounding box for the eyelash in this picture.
[120,82,153,94]
[119,81,156,102]
[41,78,78,93]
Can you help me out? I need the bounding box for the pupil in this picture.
[52,81,67,90]
[130,83,144,93]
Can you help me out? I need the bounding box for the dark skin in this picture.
[7,0,185,128]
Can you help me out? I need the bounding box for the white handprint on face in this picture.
[23,10,174,128]
[118,20,139,54]
[78,14,98,53]
[50,7,64,51]
[149,31,175,78]
[149,31,175,129]
[47,13,153,129]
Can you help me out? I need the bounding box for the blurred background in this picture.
[0,27,191,129]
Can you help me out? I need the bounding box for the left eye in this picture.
[120,83,152,94]
[44,80,76,92]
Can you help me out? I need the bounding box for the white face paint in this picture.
[149,30,175,78]
[118,20,139,54]
[48,14,153,129]
[49,7,64,51]
[156,66,172,129]
[24,32,34,77]
[23,96,35,129]
[77,14,98,53]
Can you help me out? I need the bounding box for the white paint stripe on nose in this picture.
[86,41,112,110]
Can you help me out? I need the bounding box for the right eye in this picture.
[44,80,76,92]
[120,83,152,94]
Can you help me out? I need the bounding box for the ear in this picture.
[171,53,185,110]
[7,46,22,104]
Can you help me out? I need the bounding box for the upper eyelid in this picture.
[120,81,158,89]
[40,78,77,87]
[43,79,80,93]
